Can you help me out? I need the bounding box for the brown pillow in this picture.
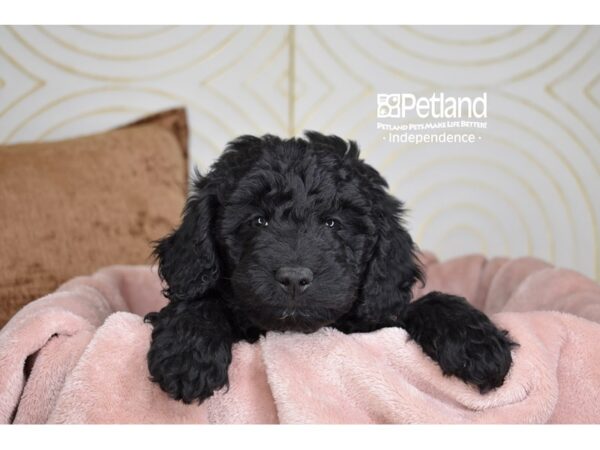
[0,108,189,327]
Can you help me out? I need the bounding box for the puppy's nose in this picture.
[275,266,313,293]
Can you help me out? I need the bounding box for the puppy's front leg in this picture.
[402,291,517,393]
[144,297,233,404]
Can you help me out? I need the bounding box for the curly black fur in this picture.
[402,292,516,393]
[145,131,517,404]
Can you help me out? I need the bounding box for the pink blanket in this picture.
[1,253,599,423]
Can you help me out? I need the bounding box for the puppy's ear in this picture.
[357,191,424,325]
[154,135,268,303]
[154,174,221,302]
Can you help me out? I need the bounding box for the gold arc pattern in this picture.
[505,26,589,84]
[434,224,490,255]
[7,26,244,83]
[546,38,600,152]
[584,73,600,108]
[492,93,600,279]
[384,121,588,272]
[403,26,526,46]
[335,26,438,89]
[295,44,335,132]
[240,29,289,133]
[288,25,296,137]
[306,27,375,135]
[0,47,45,117]
[369,26,559,67]
[37,106,148,140]
[1,25,599,280]
[200,27,277,133]
[36,25,214,61]
[386,124,577,254]
[416,201,513,257]
[401,160,548,258]
[73,25,177,40]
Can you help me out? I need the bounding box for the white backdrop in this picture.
[1,25,599,280]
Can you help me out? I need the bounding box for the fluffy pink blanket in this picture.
[1,253,600,424]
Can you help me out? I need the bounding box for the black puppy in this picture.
[145,132,516,404]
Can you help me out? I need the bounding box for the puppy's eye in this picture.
[255,216,269,227]
[324,218,337,228]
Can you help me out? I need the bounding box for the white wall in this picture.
[1,25,599,280]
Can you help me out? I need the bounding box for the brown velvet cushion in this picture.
[0,108,189,327]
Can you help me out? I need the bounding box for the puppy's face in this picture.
[155,133,422,335]
[218,141,380,332]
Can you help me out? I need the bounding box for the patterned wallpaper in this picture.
[1,25,599,280]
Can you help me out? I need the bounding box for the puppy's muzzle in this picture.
[275,266,313,294]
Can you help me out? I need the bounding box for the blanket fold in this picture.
[1,254,599,423]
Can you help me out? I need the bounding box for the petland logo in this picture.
[378,93,487,119]
[377,92,488,144]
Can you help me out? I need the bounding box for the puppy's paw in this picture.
[404,292,518,394]
[145,302,233,404]
[436,324,516,393]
